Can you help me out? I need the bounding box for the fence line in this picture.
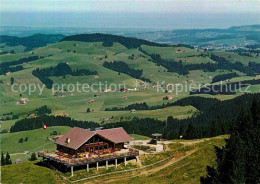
[59,143,208,183]
[62,154,175,183]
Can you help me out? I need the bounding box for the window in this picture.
[65,138,70,143]
[90,138,93,143]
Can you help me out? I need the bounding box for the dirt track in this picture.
[84,148,199,184]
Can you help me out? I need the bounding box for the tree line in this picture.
[10,115,99,133]
[34,105,52,116]
[211,72,239,83]
[108,93,260,139]
[0,34,65,51]
[105,96,219,111]
[1,152,12,166]
[190,78,260,95]
[0,56,43,75]
[104,94,259,139]
[60,33,194,49]
[103,61,151,82]
[140,47,260,76]
[9,93,260,141]
[105,102,150,111]
[201,97,260,183]
[32,62,97,89]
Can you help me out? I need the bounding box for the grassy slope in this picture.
[127,137,226,184]
[129,134,150,140]
[0,41,198,127]
[92,135,227,184]
[1,161,64,184]
[213,51,260,65]
[0,40,259,132]
[1,135,226,184]
[1,126,71,154]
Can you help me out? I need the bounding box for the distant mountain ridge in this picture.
[60,33,193,49]
[0,34,65,51]
[0,24,259,50]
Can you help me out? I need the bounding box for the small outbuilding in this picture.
[14,159,22,164]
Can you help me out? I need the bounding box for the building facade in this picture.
[55,127,132,157]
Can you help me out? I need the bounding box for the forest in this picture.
[10,93,260,140]
[32,62,97,88]
[0,34,65,51]
[140,47,260,76]
[10,115,99,133]
[34,105,52,116]
[201,97,260,183]
[61,33,193,49]
[103,61,151,82]
[105,102,150,111]
[211,72,239,83]
[0,56,43,75]
[190,78,260,95]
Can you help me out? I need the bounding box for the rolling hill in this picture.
[1,135,227,184]
[0,32,260,184]
[0,33,260,132]
[0,34,65,52]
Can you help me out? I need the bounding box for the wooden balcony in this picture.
[38,149,139,168]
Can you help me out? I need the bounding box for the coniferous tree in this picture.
[5,152,12,165]
[10,77,14,85]
[29,152,37,161]
[245,98,260,183]
[1,152,5,166]
[201,97,260,184]
[210,120,217,137]
[178,125,184,138]
[184,123,197,139]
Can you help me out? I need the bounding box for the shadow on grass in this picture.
[34,157,129,174]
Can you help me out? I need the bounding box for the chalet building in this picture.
[130,109,136,113]
[55,113,69,117]
[139,81,144,84]
[89,99,95,103]
[55,127,132,157]
[16,98,28,105]
[94,93,100,97]
[164,96,173,100]
[29,113,36,118]
[38,127,139,176]
[176,49,185,53]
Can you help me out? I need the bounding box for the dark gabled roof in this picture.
[95,127,132,144]
[55,127,132,150]
[55,127,95,150]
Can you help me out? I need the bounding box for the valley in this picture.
[0,32,260,184]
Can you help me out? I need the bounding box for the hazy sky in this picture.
[1,0,260,29]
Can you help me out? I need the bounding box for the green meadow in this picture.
[1,36,260,184]
[0,39,259,133]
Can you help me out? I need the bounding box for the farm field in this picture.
[1,36,260,133]
[1,0,260,181]
[1,34,260,183]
